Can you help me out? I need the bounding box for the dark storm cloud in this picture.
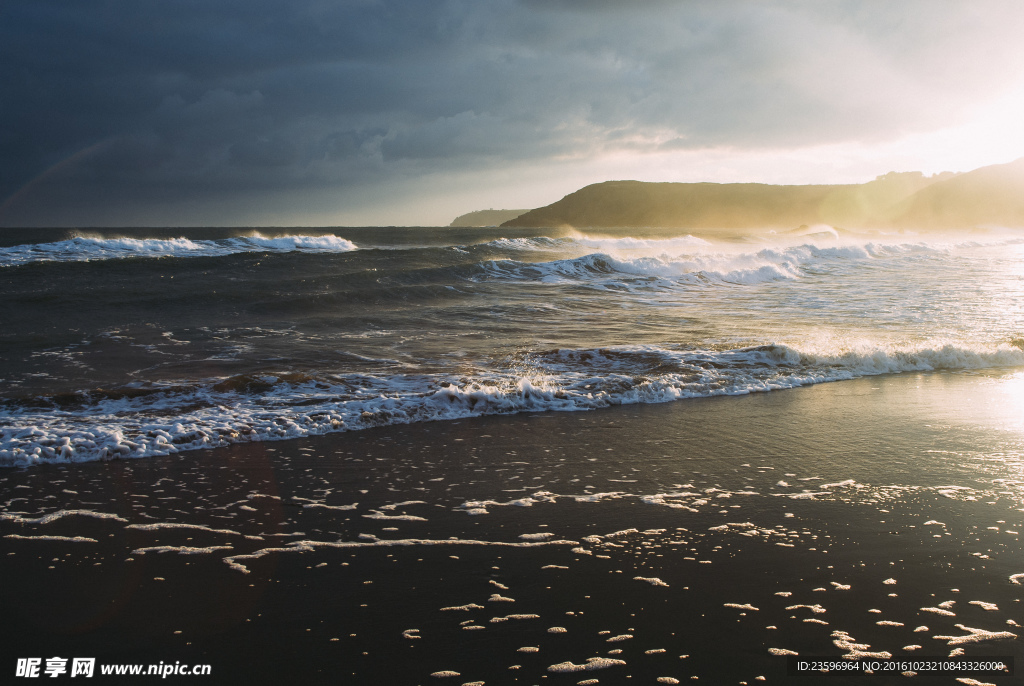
[2,0,1024,224]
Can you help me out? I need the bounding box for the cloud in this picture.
[3,0,1024,225]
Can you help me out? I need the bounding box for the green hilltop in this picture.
[492,158,1024,233]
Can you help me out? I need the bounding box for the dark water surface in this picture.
[2,225,1024,469]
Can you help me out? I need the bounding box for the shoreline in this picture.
[2,371,1021,683]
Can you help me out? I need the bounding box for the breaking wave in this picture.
[0,233,358,267]
[472,233,1024,289]
[3,341,1023,467]
[477,244,879,288]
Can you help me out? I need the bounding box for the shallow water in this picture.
[1,373,1021,683]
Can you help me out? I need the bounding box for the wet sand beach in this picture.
[2,372,1022,684]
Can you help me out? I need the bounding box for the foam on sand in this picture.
[380,500,427,510]
[968,601,998,611]
[932,625,1017,645]
[921,606,957,617]
[786,604,826,614]
[132,545,233,555]
[222,536,579,574]
[126,522,249,537]
[1,509,128,525]
[634,576,669,587]
[547,657,626,673]
[831,631,892,660]
[5,534,97,543]
[362,510,428,521]
[440,604,485,612]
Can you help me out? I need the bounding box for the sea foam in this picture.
[3,340,1023,466]
[473,233,1024,296]
[0,233,357,267]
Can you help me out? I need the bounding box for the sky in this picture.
[3,0,1024,227]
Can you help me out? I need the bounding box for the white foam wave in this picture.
[0,233,358,266]
[477,234,1024,290]
[571,234,712,251]
[240,235,356,251]
[477,244,877,289]
[484,237,568,251]
[479,251,798,289]
[3,341,1023,467]
[483,234,712,253]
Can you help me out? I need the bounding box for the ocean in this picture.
[2,226,1023,684]
[2,226,1023,466]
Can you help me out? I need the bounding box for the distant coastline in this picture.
[461,158,1024,233]
[449,209,529,227]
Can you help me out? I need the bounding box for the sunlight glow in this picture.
[510,79,1024,217]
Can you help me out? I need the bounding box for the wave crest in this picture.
[0,233,358,267]
[3,341,1022,467]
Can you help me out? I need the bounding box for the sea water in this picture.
[2,225,1024,682]
[2,225,1023,466]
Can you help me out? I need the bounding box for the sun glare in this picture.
[895,80,1024,172]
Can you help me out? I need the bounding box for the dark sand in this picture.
[2,372,1022,684]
